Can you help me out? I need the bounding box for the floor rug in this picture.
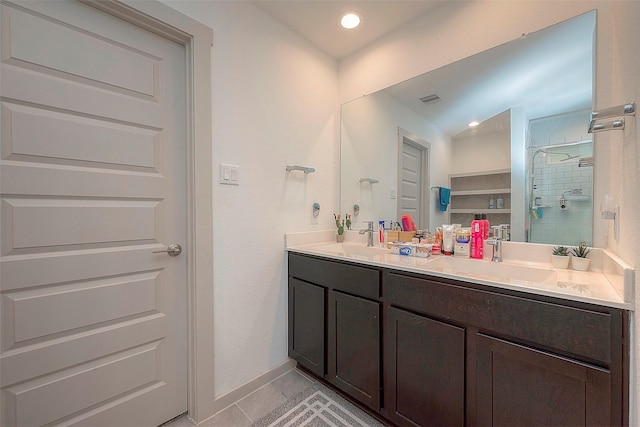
[252,381,387,427]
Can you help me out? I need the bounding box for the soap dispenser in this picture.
[533,185,542,206]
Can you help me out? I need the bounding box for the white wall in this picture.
[341,91,450,231]
[339,2,610,103]
[450,123,511,175]
[607,2,640,424]
[160,0,639,422]
[160,0,338,399]
[338,0,638,423]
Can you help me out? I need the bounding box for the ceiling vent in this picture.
[419,94,441,105]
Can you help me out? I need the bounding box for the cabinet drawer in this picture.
[288,253,380,300]
[385,272,612,365]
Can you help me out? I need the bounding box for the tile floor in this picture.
[161,368,317,426]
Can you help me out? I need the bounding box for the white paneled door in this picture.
[0,2,187,426]
[399,141,423,227]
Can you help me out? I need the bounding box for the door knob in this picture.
[153,243,182,257]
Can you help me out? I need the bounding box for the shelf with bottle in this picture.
[449,169,511,217]
[449,169,511,191]
[450,188,511,196]
[450,208,511,214]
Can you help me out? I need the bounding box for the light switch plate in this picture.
[220,163,239,185]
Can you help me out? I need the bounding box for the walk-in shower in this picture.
[526,139,593,245]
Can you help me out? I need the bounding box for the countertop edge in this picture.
[286,245,632,311]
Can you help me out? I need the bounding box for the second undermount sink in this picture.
[423,256,557,285]
[315,243,390,258]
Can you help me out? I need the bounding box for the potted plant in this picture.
[571,242,592,271]
[551,245,570,269]
[335,214,345,242]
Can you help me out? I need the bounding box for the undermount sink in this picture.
[315,243,390,258]
[424,256,557,285]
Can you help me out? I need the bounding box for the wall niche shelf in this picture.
[451,188,511,196]
[449,169,511,227]
[450,209,511,214]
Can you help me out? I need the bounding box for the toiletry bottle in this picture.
[442,224,454,256]
[470,215,484,259]
[379,220,386,247]
[433,227,443,255]
[481,214,490,240]
[401,216,409,231]
[496,196,504,209]
[470,215,478,258]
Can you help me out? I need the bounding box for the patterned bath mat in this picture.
[252,381,387,427]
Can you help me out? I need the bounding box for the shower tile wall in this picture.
[530,153,593,245]
[528,109,593,246]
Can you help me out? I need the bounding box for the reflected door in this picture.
[399,136,428,228]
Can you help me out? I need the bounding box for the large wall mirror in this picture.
[340,11,595,246]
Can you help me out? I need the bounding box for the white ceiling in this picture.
[252,1,595,137]
[382,10,595,136]
[251,0,440,59]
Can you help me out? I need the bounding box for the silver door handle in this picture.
[153,243,182,257]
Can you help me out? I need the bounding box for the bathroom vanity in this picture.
[287,241,630,426]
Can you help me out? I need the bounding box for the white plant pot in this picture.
[571,257,590,271]
[551,255,570,269]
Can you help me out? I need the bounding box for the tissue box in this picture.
[413,243,433,258]
[389,242,432,258]
[389,242,414,256]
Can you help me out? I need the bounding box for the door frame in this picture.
[397,127,430,230]
[80,1,215,423]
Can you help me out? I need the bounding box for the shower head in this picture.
[559,154,582,162]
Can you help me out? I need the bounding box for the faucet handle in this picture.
[364,220,374,229]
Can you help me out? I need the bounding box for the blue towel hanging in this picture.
[438,187,450,211]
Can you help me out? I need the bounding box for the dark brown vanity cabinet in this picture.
[288,253,629,426]
[328,290,380,411]
[385,271,628,427]
[385,306,465,426]
[288,277,325,377]
[288,253,381,411]
[475,334,612,426]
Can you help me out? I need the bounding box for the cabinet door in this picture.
[328,290,380,411]
[476,334,611,426]
[384,306,465,427]
[288,278,325,377]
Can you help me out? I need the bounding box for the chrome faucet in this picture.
[486,226,503,262]
[486,237,502,262]
[359,221,375,247]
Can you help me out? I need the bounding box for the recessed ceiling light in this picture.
[468,121,480,127]
[340,12,361,30]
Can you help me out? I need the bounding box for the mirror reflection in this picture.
[340,11,595,246]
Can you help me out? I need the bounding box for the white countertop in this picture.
[285,230,634,310]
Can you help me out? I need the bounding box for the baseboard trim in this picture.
[204,359,297,421]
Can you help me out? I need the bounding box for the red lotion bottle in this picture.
[481,214,490,240]
[470,214,484,259]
